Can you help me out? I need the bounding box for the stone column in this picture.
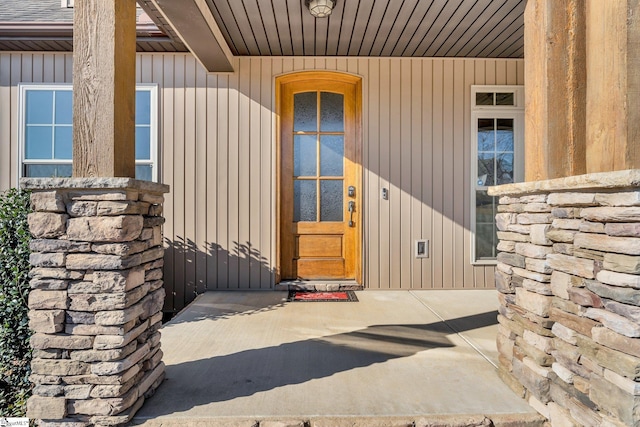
[23,178,169,426]
[489,170,640,426]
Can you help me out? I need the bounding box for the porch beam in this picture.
[148,0,234,72]
[524,0,587,181]
[586,0,640,172]
[72,0,136,178]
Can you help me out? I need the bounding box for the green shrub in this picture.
[0,188,32,416]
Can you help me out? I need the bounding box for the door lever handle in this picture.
[348,201,355,227]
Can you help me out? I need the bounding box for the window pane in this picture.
[135,126,151,160]
[135,164,153,181]
[496,119,514,152]
[476,223,497,259]
[320,180,343,221]
[293,180,317,222]
[320,92,344,132]
[294,92,317,132]
[496,153,514,185]
[26,91,53,124]
[475,92,494,106]
[25,126,53,159]
[54,126,72,159]
[477,119,495,152]
[496,93,514,106]
[25,164,71,178]
[476,190,496,222]
[477,153,495,186]
[320,135,343,176]
[136,90,151,125]
[54,90,72,124]
[476,190,497,260]
[293,134,317,176]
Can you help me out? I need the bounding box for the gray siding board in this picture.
[271,0,293,56]
[456,2,523,57]
[414,0,470,57]
[383,0,431,57]
[367,0,404,57]
[204,0,524,58]
[0,53,524,310]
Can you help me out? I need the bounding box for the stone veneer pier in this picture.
[489,169,640,426]
[22,178,169,426]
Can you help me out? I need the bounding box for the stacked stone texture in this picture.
[495,188,640,426]
[23,179,168,426]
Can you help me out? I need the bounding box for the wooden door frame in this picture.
[275,71,363,284]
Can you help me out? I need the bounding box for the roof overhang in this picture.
[0,21,187,52]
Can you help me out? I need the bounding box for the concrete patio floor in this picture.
[132,290,544,427]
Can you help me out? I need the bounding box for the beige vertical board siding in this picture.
[366,59,380,289]
[227,63,240,289]
[216,74,229,291]
[206,72,219,289]
[432,60,444,288]
[0,53,524,310]
[452,61,465,288]
[410,60,423,289]
[260,59,273,289]
[237,58,250,288]
[185,56,197,299]
[378,58,391,289]
[442,59,455,288]
[195,61,208,294]
[421,60,434,288]
[389,59,402,288]
[161,55,176,310]
[172,55,186,305]
[0,54,12,190]
[399,59,412,289]
[249,57,262,288]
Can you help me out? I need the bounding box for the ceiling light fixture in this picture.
[305,0,336,18]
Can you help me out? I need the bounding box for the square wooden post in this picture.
[72,0,137,178]
[524,0,587,181]
[586,0,640,172]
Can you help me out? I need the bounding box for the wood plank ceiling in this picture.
[205,0,525,58]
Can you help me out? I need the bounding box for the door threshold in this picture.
[275,280,363,292]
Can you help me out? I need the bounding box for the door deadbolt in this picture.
[348,186,355,197]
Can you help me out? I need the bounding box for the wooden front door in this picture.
[279,73,361,281]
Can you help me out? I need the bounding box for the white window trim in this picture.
[470,85,524,265]
[18,83,159,183]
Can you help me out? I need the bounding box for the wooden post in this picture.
[524,0,587,181]
[72,0,137,178]
[586,0,640,173]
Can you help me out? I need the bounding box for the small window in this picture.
[19,84,159,181]
[471,86,524,264]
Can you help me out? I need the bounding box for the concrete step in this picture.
[132,413,547,427]
[275,280,363,291]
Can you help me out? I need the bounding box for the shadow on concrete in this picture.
[163,238,280,321]
[162,289,287,326]
[141,311,498,416]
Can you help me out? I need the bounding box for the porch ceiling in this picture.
[151,0,524,61]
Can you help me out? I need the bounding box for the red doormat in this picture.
[288,290,359,302]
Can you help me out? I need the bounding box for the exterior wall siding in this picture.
[0,52,524,312]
